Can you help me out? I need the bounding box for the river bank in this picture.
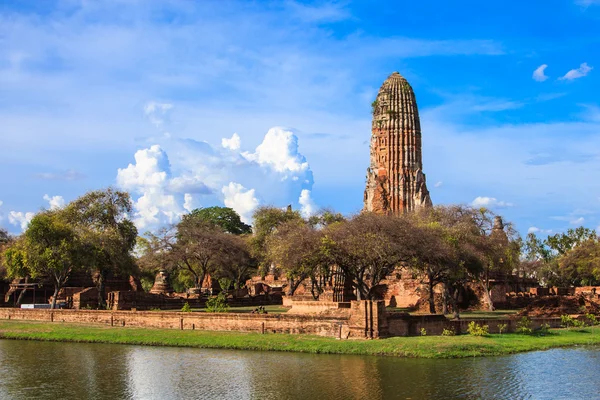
[1,320,599,358]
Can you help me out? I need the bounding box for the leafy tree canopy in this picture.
[184,206,251,235]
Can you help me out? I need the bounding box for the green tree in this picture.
[184,206,251,235]
[267,219,327,297]
[64,188,138,308]
[4,211,85,309]
[249,206,303,276]
[323,213,415,300]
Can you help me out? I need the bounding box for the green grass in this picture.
[1,320,599,358]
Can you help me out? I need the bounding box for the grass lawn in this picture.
[1,320,599,359]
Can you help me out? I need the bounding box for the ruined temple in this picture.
[364,72,432,215]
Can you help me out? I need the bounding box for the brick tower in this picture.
[364,72,432,215]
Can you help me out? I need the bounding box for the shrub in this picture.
[467,321,489,336]
[498,323,508,334]
[420,327,427,336]
[537,323,550,335]
[441,328,455,336]
[585,313,598,326]
[573,319,586,329]
[561,314,575,328]
[181,302,192,312]
[206,293,229,313]
[516,317,532,335]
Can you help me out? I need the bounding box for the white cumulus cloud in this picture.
[222,133,241,151]
[9,211,34,231]
[560,63,593,81]
[43,194,65,210]
[471,196,513,208]
[533,64,549,82]
[298,189,317,218]
[117,122,314,230]
[183,193,200,213]
[222,182,259,224]
[243,127,311,177]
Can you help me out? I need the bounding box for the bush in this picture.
[498,323,508,334]
[420,327,427,336]
[441,328,455,336]
[586,313,598,326]
[516,317,532,334]
[206,293,229,313]
[467,321,489,336]
[181,302,192,312]
[537,323,550,335]
[561,314,575,328]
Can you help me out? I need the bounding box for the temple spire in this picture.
[364,72,432,215]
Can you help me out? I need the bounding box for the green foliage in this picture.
[206,293,229,313]
[561,314,576,328]
[516,317,533,334]
[441,328,455,336]
[184,206,251,235]
[181,302,192,312]
[420,328,427,336]
[140,277,154,293]
[498,323,508,334]
[585,313,598,326]
[370,99,378,114]
[467,321,489,336]
[537,323,550,335]
[250,206,303,274]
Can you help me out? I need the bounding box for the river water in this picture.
[0,340,598,399]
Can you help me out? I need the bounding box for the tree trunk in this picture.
[16,276,29,306]
[97,271,107,309]
[428,277,436,314]
[451,286,460,319]
[442,283,449,315]
[479,279,495,311]
[51,286,59,310]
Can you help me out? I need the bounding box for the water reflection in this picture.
[0,340,598,399]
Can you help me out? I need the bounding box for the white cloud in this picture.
[528,226,552,234]
[222,182,259,224]
[559,63,593,81]
[471,196,513,208]
[117,125,315,231]
[43,194,65,210]
[222,133,241,151]
[117,145,184,229]
[117,145,170,189]
[570,216,585,225]
[9,211,34,231]
[35,169,85,181]
[533,64,549,82]
[144,102,173,128]
[576,0,600,7]
[183,193,200,213]
[298,189,317,218]
[434,181,443,188]
[243,127,311,177]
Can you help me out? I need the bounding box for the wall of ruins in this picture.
[1,301,567,338]
[1,308,349,338]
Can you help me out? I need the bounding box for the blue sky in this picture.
[1,0,599,237]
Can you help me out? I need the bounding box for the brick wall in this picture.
[1,308,348,338]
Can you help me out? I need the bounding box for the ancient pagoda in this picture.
[364,72,432,215]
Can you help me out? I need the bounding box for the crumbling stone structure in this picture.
[364,72,432,215]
